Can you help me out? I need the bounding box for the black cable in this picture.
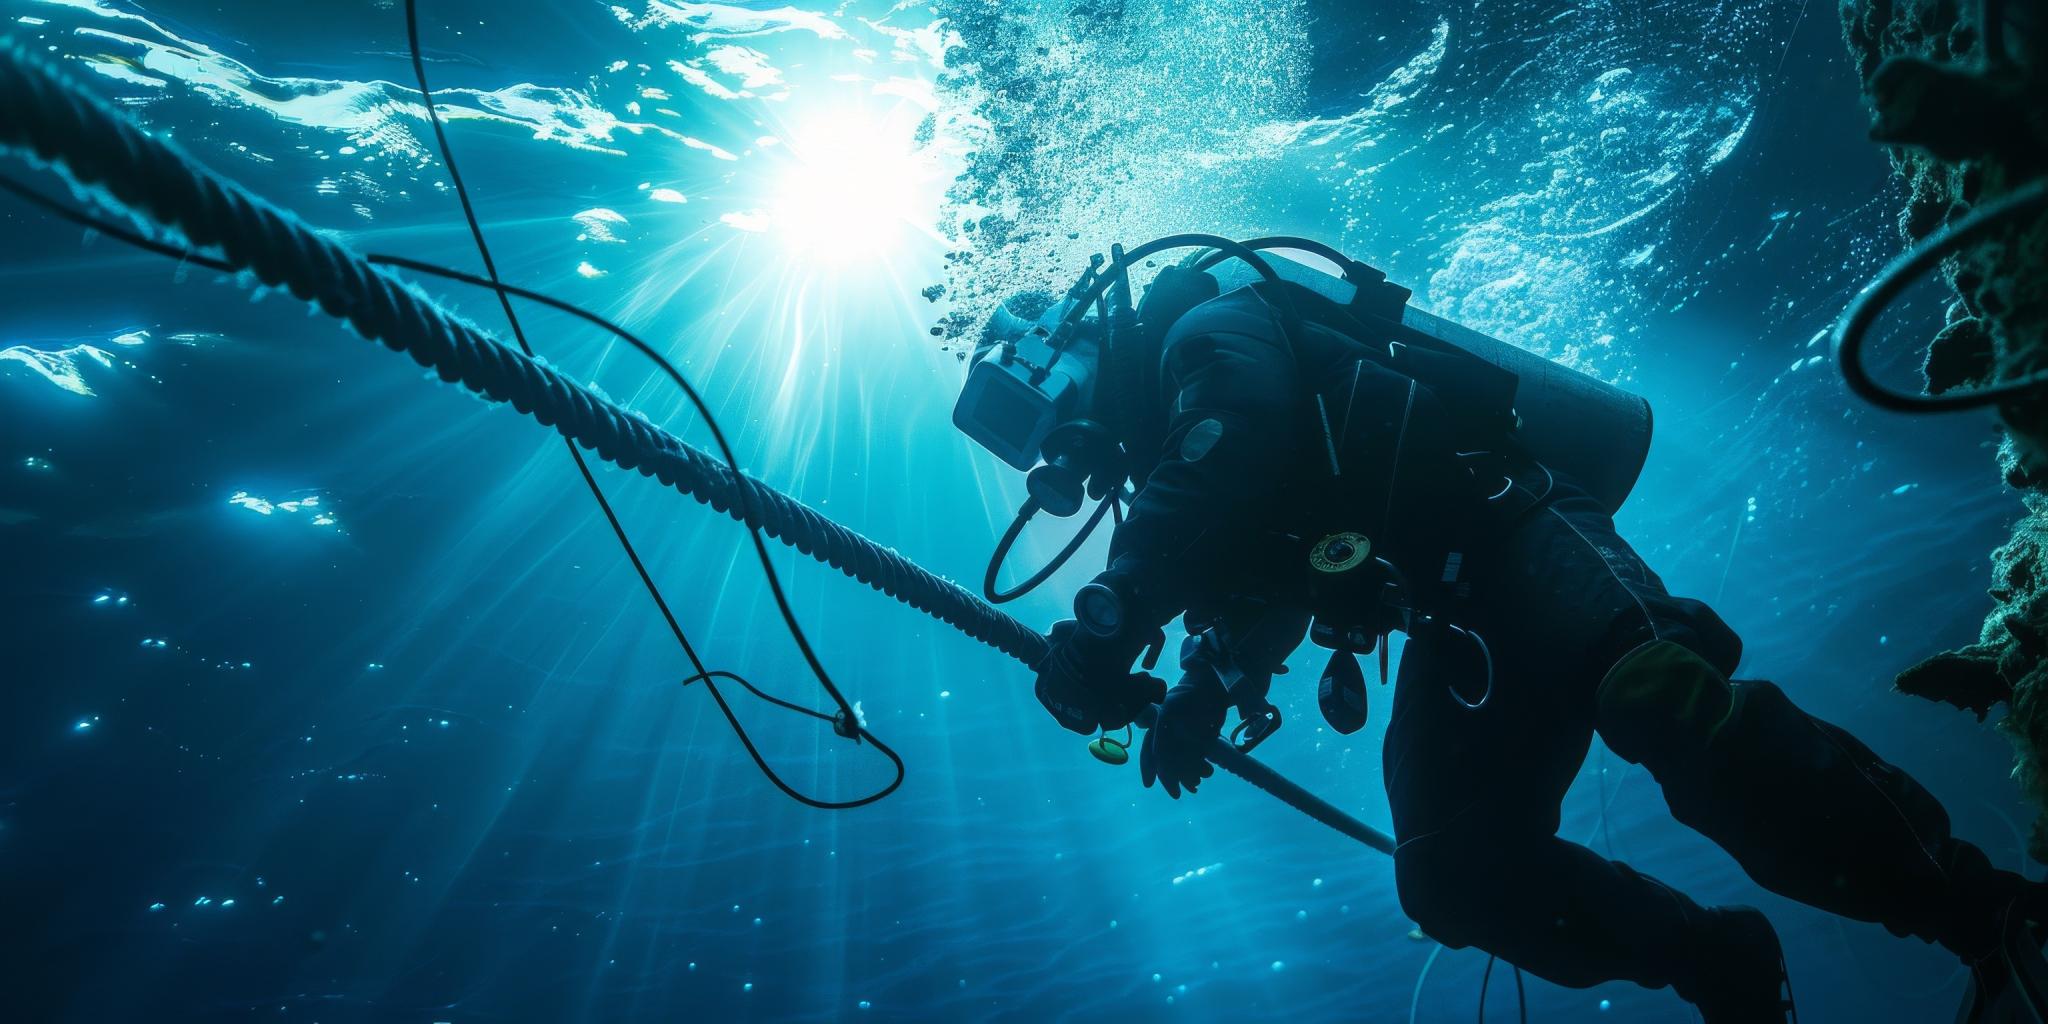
[1478,955,1494,1023]
[373,254,903,805]
[982,494,1117,603]
[0,167,904,808]
[399,0,697,673]
[1191,235,1362,276]
[1831,177,2048,413]
[1475,955,1527,1023]
[1041,232,1293,372]
[0,174,234,272]
[0,12,903,809]
[400,0,899,808]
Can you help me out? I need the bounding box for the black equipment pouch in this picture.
[1291,347,1480,643]
[1318,647,1370,734]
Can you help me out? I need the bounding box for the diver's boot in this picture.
[1956,896,2048,1023]
[1597,642,2040,978]
[1675,906,1796,1024]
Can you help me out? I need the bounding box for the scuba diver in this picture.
[954,235,2048,1021]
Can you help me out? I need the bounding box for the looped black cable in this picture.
[1832,177,2048,413]
[982,494,1117,603]
[0,164,906,809]
[685,670,830,722]
[683,670,902,809]
[374,253,906,807]
[0,12,902,810]
[398,0,897,808]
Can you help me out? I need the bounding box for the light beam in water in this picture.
[763,103,945,264]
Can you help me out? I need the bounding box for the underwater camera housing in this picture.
[953,299,1120,521]
[953,256,1130,520]
[953,293,1094,474]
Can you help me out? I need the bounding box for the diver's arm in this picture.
[1094,299,1298,633]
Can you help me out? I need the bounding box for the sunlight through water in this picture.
[764,106,942,264]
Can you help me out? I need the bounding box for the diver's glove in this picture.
[1034,620,1166,735]
[1140,676,1229,798]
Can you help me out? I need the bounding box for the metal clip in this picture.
[1231,701,1282,753]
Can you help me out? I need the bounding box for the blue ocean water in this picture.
[0,1,2032,1021]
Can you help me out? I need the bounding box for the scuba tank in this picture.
[953,235,1651,532]
[1168,238,1651,516]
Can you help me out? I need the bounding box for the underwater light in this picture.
[766,108,935,262]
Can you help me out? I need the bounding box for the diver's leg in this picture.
[1599,638,2035,965]
[1525,485,2039,966]
[1384,659,1711,991]
[1381,567,1747,999]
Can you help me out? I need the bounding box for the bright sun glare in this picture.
[767,109,937,263]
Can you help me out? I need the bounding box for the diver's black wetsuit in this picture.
[1381,475,2024,998]
[1086,285,2032,1006]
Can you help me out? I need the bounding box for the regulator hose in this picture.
[981,494,1117,604]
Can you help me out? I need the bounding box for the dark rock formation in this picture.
[1843,0,2048,856]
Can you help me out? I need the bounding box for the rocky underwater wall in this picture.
[1841,0,2048,855]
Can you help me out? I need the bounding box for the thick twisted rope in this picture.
[0,41,1394,853]
[0,41,1047,667]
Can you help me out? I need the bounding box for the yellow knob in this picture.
[1088,736,1129,765]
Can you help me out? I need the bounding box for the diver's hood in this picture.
[953,237,1654,517]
